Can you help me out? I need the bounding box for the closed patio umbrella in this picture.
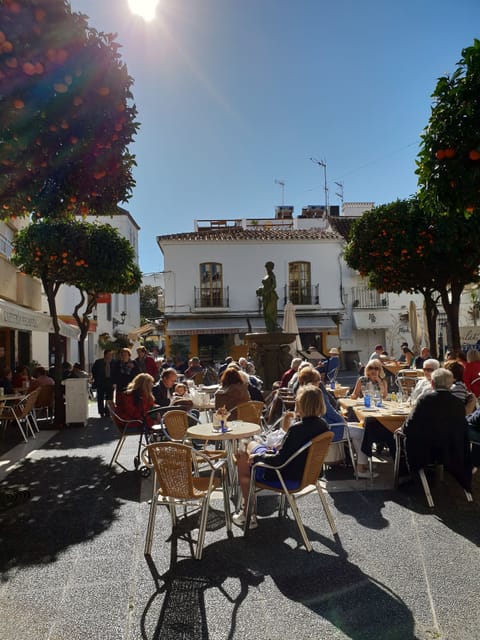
[283,302,303,355]
[409,300,422,354]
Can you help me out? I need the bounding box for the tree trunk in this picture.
[439,281,462,354]
[43,280,66,427]
[423,291,439,359]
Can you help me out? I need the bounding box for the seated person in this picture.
[398,345,414,367]
[278,357,302,389]
[399,368,471,491]
[414,347,430,370]
[350,359,388,401]
[369,345,387,361]
[0,367,14,395]
[170,382,194,411]
[184,357,204,380]
[444,360,469,403]
[30,366,55,391]
[233,384,329,528]
[214,367,250,416]
[153,367,178,407]
[410,359,440,405]
[466,406,480,470]
[116,373,160,428]
[316,347,340,382]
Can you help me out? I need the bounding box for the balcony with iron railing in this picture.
[350,286,388,309]
[283,284,319,306]
[194,286,230,309]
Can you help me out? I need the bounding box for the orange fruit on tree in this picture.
[2,41,13,53]
[35,8,46,21]
[98,87,110,96]
[435,149,446,160]
[469,150,480,161]
[22,62,35,75]
[54,83,68,93]
[34,62,44,74]
[5,57,18,68]
[13,98,24,109]
[444,148,456,158]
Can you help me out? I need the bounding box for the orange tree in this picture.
[0,0,139,422]
[12,220,141,415]
[0,0,138,220]
[417,39,480,350]
[343,198,480,358]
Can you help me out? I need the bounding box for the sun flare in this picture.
[127,0,159,22]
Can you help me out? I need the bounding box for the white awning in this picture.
[167,315,337,336]
[167,317,265,335]
[295,317,337,333]
[0,298,80,339]
[353,309,395,330]
[0,298,51,332]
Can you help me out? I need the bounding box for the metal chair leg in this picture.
[316,481,337,535]
[144,493,158,556]
[419,469,434,507]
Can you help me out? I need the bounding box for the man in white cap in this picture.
[316,347,340,383]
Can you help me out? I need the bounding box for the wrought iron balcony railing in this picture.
[283,284,319,306]
[351,287,388,309]
[194,286,230,308]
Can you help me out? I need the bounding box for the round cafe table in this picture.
[186,420,261,507]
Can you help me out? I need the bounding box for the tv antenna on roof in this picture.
[334,181,344,205]
[274,179,285,205]
[310,157,329,212]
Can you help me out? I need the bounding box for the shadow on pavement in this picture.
[40,418,119,451]
[142,522,417,640]
[0,454,123,576]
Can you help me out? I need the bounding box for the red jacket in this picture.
[116,391,157,427]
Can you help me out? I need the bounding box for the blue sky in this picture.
[70,0,480,274]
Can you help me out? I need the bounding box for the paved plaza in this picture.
[1,402,480,640]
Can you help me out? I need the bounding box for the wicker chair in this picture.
[142,441,231,559]
[0,388,41,442]
[235,400,265,426]
[107,400,149,472]
[33,384,55,423]
[244,431,337,551]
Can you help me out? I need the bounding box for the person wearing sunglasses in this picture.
[350,359,388,400]
[410,359,440,406]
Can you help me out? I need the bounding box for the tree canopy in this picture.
[140,284,161,324]
[417,39,480,220]
[0,0,138,220]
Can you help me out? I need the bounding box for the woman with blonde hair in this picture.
[350,359,388,400]
[233,384,328,528]
[116,373,159,427]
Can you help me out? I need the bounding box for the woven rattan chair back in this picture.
[149,441,201,500]
[236,400,264,425]
[16,388,41,419]
[162,410,189,442]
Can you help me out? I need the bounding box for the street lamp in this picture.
[113,311,127,328]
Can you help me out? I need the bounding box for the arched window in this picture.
[289,261,311,305]
[199,263,223,307]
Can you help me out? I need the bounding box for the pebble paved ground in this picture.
[1,399,479,640]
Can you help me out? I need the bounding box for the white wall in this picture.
[161,237,344,315]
